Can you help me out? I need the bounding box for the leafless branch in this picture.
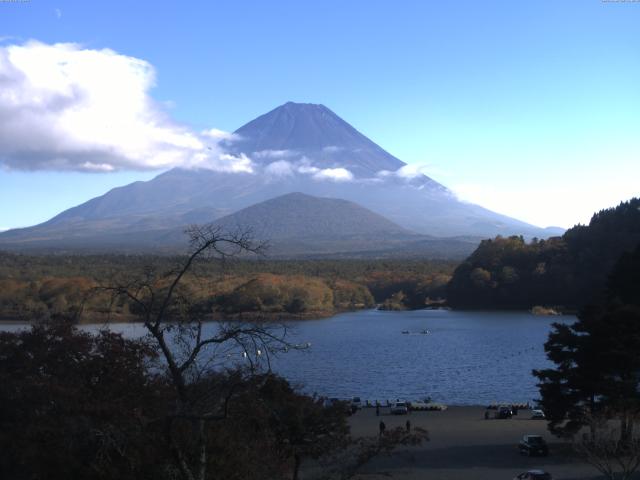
[95,224,290,480]
[574,410,640,480]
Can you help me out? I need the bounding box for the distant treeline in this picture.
[0,255,456,321]
[447,198,640,310]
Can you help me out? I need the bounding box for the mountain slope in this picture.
[230,102,407,176]
[0,102,560,254]
[211,192,409,239]
[199,192,479,258]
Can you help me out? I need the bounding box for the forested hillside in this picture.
[447,198,640,310]
[0,254,455,321]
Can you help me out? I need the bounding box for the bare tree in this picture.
[104,225,294,480]
[101,224,426,480]
[574,410,640,480]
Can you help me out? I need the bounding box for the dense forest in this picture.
[447,198,640,310]
[0,254,455,322]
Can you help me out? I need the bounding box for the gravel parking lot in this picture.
[347,406,605,480]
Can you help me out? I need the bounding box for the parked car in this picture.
[513,469,552,480]
[410,400,429,411]
[323,397,340,407]
[497,405,513,419]
[391,401,409,415]
[519,435,549,456]
[530,409,546,420]
[324,398,353,415]
[351,397,363,410]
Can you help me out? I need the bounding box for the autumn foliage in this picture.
[0,254,455,321]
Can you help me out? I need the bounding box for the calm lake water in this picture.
[0,309,574,406]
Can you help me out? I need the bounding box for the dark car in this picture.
[324,398,353,415]
[497,405,513,419]
[518,435,549,456]
[513,469,552,480]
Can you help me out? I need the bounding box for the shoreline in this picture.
[0,308,361,325]
[0,306,572,326]
[0,305,456,325]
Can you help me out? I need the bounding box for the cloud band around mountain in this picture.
[262,158,355,182]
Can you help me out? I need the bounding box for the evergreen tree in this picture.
[534,244,640,439]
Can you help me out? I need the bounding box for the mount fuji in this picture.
[0,102,561,255]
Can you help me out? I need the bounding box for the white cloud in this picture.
[265,160,294,177]
[253,149,297,159]
[322,145,343,153]
[201,128,238,141]
[260,157,354,182]
[0,40,250,173]
[54,8,62,19]
[377,163,437,180]
[396,164,425,179]
[216,153,254,173]
[184,152,254,173]
[297,165,319,175]
[80,161,116,172]
[296,157,320,174]
[313,167,354,182]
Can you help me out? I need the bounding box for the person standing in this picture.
[379,420,386,436]
[405,419,411,432]
[375,403,380,416]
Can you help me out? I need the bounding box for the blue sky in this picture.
[1,0,639,230]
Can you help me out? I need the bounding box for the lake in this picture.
[0,309,573,406]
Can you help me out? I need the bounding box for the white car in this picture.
[410,401,429,411]
[391,401,409,415]
[351,397,363,410]
[531,409,546,420]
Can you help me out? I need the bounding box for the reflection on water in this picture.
[0,309,573,406]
